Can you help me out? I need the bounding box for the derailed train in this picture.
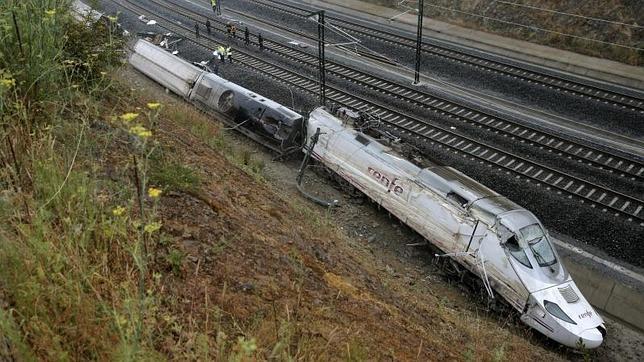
[129,39,303,152]
[129,39,605,348]
[305,108,606,349]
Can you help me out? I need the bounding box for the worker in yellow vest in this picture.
[211,0,221,16]
[217,45,226,63]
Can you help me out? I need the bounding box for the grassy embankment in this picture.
[0,1,566,360]
[365,0,642,66]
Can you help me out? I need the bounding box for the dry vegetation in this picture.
[1,1,567,360]
[367,0,643,65]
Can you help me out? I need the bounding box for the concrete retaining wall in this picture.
[566,260,644,331]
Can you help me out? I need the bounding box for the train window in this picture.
[355,133,370,146]
[446,192,468,208]
[506,236,532,268]
[520,224,557,267]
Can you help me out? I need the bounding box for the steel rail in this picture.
[247,0,644,113]
[109,0,644,224]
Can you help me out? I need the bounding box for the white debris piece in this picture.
[287,41,308,48]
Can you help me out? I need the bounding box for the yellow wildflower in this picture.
[45,9,56,17]
[0,78,15,88]
[112,206,126,216]
[129,125,152,138]
[120,112,139,122]
[107,15,118,23]
[116,314,128,327]
[144,221,162,234]
[148,187,162,198]
[147,102,162,110]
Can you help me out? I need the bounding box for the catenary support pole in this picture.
[414,0,424,84]
[317,11,326,105]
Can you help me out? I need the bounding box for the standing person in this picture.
[218,45,226,63]
[211,0,221,16]
[195,21,200,39]
[226,46,233,63]
[231,24,237,39]
[258,33,264,51]
[207,54,219,74]
[206,19,211,34]
[244,26,250,46]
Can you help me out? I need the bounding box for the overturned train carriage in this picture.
[129,39,303,152]
[305,107,606,349]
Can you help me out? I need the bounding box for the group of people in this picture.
[216,45,233,64]
[226,23,263,50]
[192,2,269,74]
[194,20,265,51]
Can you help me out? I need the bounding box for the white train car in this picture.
[129,39,303,152]
[305,107,606,349]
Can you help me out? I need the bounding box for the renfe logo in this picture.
[368,167,404,196]
[578,310,593,320]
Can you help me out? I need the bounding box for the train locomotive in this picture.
[304,107,606,349]
[128,39,605,349]
[129,39,303,153]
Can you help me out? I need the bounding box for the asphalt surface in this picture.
[97,0,643,268]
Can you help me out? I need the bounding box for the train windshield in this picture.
[519,224,557,267]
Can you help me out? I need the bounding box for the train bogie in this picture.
[190,73,303,149]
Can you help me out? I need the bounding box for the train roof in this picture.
[418,166,524,224]
[129,39,203,97]
[309,107,526,224]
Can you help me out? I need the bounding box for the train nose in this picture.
[579,328,603,349]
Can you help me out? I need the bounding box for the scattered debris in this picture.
[138,15,157,25]
[137,32,183,54]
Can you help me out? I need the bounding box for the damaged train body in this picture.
[305,107,606,349]
[129,39,303,152]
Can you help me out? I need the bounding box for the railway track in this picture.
[108,0,644,225]
[245,0,644,114]
[220,5,644,181]
[158,0,644,184]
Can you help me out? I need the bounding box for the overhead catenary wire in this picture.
[496,1,643,29]
[423,3,643,51]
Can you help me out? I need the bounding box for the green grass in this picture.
[149,159,201,193]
